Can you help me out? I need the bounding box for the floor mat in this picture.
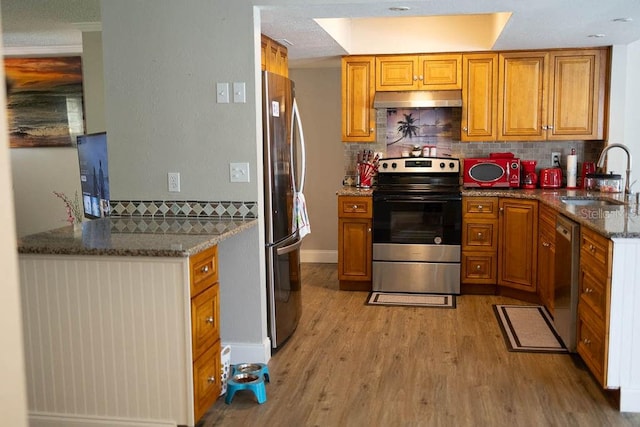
[366,292,456,308]
[493,304,568,353]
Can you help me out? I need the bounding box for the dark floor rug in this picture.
[367,292,456,308]
[493,304,568,353]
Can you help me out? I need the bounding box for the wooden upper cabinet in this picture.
[376,54,462,91]
[498,51,549,141]
[342,56,376,142]
[462,53,498,141]
[547,49,606,140]
[420,54,462,90]
[261,34,288,77]
[497,48,607,141]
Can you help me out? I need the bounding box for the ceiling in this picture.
[2,0,640,67]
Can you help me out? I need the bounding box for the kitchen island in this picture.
[17,216,258,427]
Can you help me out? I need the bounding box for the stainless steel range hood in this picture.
[373,90,462,109]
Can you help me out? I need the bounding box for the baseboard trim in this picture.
[300,249,337,263]
[29,413,175,427]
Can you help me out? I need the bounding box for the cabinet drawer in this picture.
[539,204,557,231]
[193,340,221,422]
[191,284,220,360]
[463,197,499,218]
[462,221,497,250]
[579,267,607,322]
[190,246,218,297]
[576,308,605,386]
[580,228,611,275]
[462,252,497,284]
[338,196,372,218]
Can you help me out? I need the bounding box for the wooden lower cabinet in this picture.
[537,204,557,314]
[577,227,612,387]
[461,196,499,289]
[189,245,221,422]
[498,198,538,292]
[338,195,372,290]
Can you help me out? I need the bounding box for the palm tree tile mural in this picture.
[385,108,460,158]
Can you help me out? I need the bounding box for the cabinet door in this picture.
[462,53,498,141]
[547,49,605,140]
[342,56,376,142]
[375,55,419,91]
[193,340,221,422]
[498,52,548,140]
[420,54,462,90]
[498,199,538,291]
[191,284,220,360]
[338,218,372,281]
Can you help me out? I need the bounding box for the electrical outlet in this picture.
[551,152,561,167]
[168,172,181,192]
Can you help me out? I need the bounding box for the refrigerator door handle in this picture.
[290,98,306,193]
[276,237,304,256]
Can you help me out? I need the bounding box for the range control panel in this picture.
[378,157,460,174]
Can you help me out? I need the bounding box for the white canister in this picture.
[430,146,437,157]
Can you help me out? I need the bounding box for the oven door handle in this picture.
[374,195,460,203]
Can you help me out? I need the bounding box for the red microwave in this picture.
[463,158,521,188]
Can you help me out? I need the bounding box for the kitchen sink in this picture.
[560,197,624,206]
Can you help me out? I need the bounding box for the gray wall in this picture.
[100,0,266,357]
[289,67,343,261]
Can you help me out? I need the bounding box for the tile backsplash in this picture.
[343,107,605,183]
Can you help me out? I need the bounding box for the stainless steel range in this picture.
[372,157,462,294]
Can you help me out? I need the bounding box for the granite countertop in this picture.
[17,216,259,257]
[336,186,374,197]
[463,188,640,239]
[336,185,640,238]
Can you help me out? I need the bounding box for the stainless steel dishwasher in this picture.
[553,214,580,352]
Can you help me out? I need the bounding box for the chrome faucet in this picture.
[596,143,633,195]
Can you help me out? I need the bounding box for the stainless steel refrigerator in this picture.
[263,71,308,349]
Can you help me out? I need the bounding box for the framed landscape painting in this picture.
[4,56,85,148]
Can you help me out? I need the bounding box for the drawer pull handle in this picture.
[352,205,359,210]
[475,265,481,271]
[201,265,209,273]
[477,232,483,238]
[207,376,216,384]
[477,205,483,210]
[584,288,593,294]
[589,244,596,252]
[205,316,214,324]
[583,338,591,345]
[542,242,550,248]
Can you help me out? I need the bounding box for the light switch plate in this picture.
[216,82,229,104]
[230,162,250,183]
[233,82,246,103]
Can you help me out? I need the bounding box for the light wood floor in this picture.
[200,263,640,427]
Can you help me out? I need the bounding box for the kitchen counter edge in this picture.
[17,217,259,258]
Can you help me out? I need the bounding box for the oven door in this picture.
[372,193,461,245]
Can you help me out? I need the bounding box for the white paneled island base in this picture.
[19,254,195,427]
[608,238,640,413]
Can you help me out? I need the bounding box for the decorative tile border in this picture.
[109,200,258,219]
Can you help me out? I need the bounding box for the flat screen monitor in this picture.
[76,132,110,219]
